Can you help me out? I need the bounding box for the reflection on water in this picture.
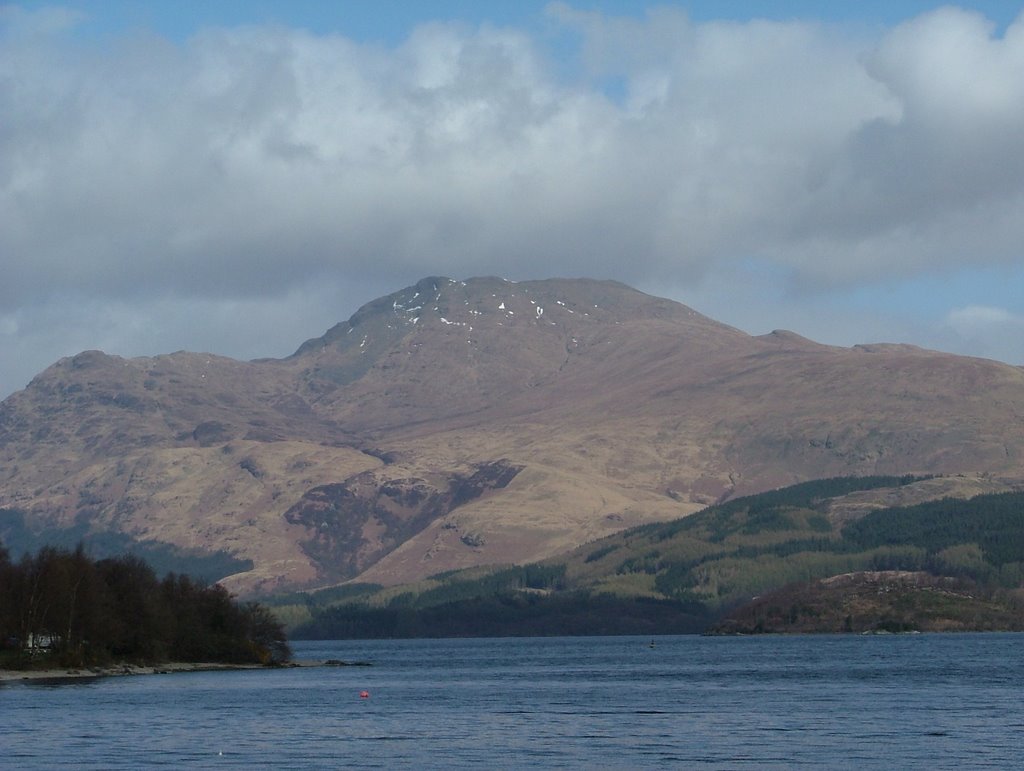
[3,634,1022,769]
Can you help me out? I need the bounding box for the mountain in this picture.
[3,276,1024,594]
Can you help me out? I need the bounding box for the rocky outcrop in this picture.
[708,571,1024,634]
[283,461,522,582]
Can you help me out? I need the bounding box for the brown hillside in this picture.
[2,276,1024,593]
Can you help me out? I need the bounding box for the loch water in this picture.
[2,633,1022,769]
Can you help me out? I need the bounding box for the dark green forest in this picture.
[0,543,290,669]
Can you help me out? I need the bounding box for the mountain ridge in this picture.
[3,276,1024,594]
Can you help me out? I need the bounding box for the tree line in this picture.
[293,591,711,639]
[0,543,290,669]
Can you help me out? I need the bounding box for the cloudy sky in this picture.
[3,1,1024,399]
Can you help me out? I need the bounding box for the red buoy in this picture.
[359,690,370,698]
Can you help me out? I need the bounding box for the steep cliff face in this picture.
[3,276,1024,593]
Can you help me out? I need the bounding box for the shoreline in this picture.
[0,660,332,683]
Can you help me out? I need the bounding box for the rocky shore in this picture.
[0,659,348,683]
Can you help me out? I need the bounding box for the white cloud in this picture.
[941,304,1024,365]
[947,305,1022,330]
[2,4,1024,396]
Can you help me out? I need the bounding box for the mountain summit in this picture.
[3,277,1024,593]
[286,276,747,434]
